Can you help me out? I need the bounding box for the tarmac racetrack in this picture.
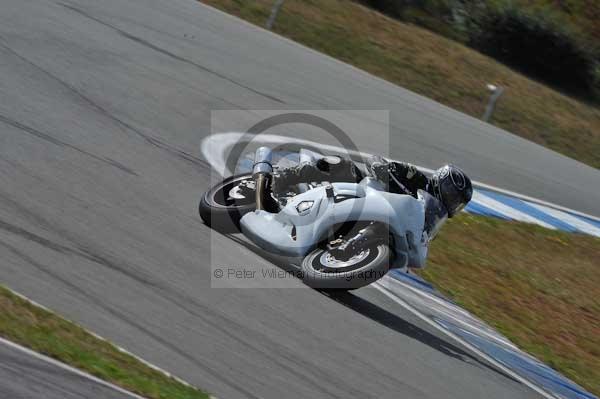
[1,0,599,398]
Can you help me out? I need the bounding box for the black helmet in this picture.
[430,165,472,217]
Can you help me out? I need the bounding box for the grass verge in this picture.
[418,213,600,396]
[202,0,600,169]
[0,286,210,399]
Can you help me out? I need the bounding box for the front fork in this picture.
[252,147,278,212]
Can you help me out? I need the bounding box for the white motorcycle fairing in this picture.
[240,177,431,269]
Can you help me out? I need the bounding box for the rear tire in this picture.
[199,174,256,233]
[301,243,390,290]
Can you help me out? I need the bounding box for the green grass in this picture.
[491,0,600,46]
[418,214,600,396]
[202,0,600,169]
[0,286,210,399]
[356,0,600,49]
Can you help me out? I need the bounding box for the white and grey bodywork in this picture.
[241,177,442,269]
[200,146,448,289]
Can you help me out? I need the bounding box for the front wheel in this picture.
[199,174,256,233]
[301,243,390,290]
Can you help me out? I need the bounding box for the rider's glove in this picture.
[366,155,390,179]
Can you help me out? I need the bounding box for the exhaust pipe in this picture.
[252,147,275,212]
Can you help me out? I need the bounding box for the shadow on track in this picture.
[223,232,517,383]
[322,289,517,382]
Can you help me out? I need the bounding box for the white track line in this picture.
[202,132,600,223]
[372,282,558,399]
[3,288,203,393]
[0,336,147,399]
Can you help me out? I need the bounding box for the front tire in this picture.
[199,174,256,233]
[301,244,390,290]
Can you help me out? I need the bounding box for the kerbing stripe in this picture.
[471,191,556,229]
[480,190,579,232]
[527,203,600,237]
[372,282,559,399]
[465,196,513,220]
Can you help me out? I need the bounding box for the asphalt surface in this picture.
[0,0,597,398]
[0,340,135,399]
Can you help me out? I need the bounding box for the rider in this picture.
[270,152,472,268]
[273,153,473,219]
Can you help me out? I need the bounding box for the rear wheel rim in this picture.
[211,176,255,207]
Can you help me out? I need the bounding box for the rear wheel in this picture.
[301,243,390,290]
[199,174,256,233]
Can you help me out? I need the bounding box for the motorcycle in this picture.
[200,147,446,290]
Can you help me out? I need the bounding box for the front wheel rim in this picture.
[312,246,379,273]
[318,249,371,271]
